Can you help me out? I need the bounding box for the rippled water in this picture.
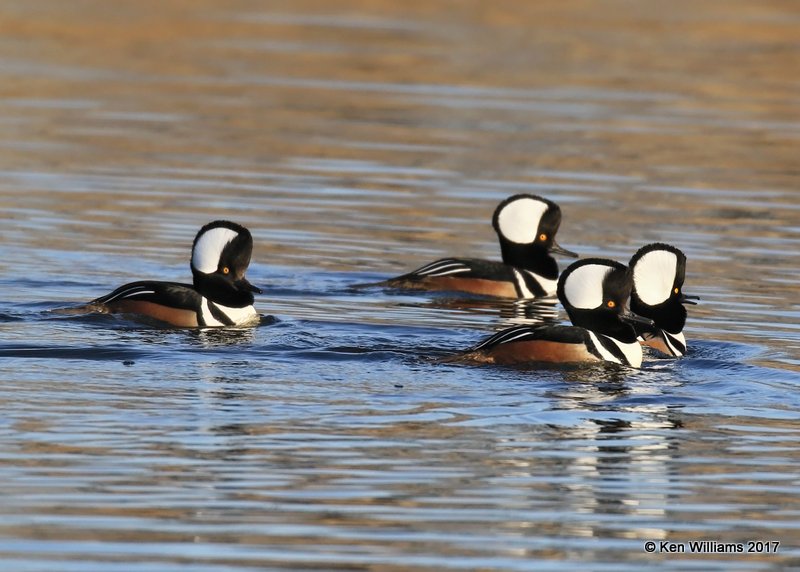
[1,0,799,570]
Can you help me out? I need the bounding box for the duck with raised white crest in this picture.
[461,258,653,367]
[78,220,262,327]
[373,194,578,298]
[629,243,698,357]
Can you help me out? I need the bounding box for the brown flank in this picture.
[389,276,518,298]
[102,300,199,327]
[465,340,599,365]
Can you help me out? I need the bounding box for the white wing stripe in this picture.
[493,330,536,345]
[424,267,471,277]
[417,263,466,274]
[103,286,156,303]
[474,327,535,349]
[413,260,471,276]
[413,260,452,274]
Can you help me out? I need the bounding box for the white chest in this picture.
[513,269,558,298]
[200,298,259,327]
[587,331,643,368]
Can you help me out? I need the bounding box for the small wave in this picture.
[0,343,150,362]
[0,312,24,323]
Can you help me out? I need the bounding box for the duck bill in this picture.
[236,277,263,295]
[619,310,654,327]
[548,240,579,258]
[680,293,699,305]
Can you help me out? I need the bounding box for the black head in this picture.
[190,220,261,307]
[557,258,651,343]
[629,243,697,335]
[491,194,578,277]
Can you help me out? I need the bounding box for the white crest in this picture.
[192,227,239,273]
[496,197,548,244]
[633,250,677,305]
[563,263,611,309]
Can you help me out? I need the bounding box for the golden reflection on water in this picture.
[1,4,796,292]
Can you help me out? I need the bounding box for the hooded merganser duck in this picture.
[629,243,698,357]
[378,194,578,298]
[85,220,262,327]
[461,258,653,368]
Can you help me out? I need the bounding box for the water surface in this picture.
[1,0,799,570]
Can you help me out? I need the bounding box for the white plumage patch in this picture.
[587,331,621,364]
[411,259,471,277]
[201,298,258,327]
[522,269,558,297]
[192,227,239,273]
[563,263,611,309]
[471,325,536,350]
[496,197,548,244]
[606,336,643,368]
[99,285,156,303]
[588,332,643,368]
[512,269,535,298]
[663,330,686,357]
[513,269,558,298]
[633,249,677,305]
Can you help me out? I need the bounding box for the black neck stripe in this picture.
[513,269,547,297]
[587,334,630,366]
[209,301,236,326]
[664,330,686,356]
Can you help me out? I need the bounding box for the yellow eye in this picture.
[539,233,547,241]
[222,267,230,275]
[674,287,679,294]
[607,300,616,309]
